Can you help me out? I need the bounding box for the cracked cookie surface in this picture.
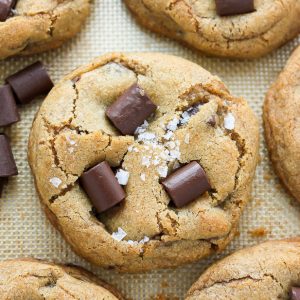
[124,0,300,59]
[186,239,300,300]
[0,258,123,299]
[28,52,259,272]
[264,45,300,202]
[0,0,90,60]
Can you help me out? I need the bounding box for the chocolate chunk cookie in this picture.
[0,0,90,59]
[0,258,124,299]
[264,46,300,202]
[124,0,300,58]
[186,239,300,300]
[28,52,259,272]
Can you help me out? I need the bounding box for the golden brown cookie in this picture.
[186,239,300,300]
[0,258,124,299]
[264,46,300,202]
[124,0,300,59]
[28,52,259,272]
[0,0,90,60]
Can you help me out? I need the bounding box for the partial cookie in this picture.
[264,46,300,201]
[28,52,259,272]
[0,0,90,59]
[124,0,300,59]
[186,239,300,300]
[0,258,124,299]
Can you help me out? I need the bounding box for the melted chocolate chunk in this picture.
[291,287,300,300]
[0,0,16,22]
[80,161,126,213]
[6,61,54,104]
[162,161,211,208]
[0,85,20,126]
[106,84,157,135]
[215,0,255,16]
[0,134,18,177]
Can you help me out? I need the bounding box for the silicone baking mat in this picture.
[0,1,299,299]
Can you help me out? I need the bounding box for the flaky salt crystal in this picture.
[224,113,235,130]
[112,227,127,241]
[49,177,62,188]
[115,169,130,185]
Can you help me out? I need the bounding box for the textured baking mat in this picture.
[0,1,300,299]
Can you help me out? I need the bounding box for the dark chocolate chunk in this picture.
[291,287,300,300]
[0,134,18,177]
[6,61,54,104]
[0,85,20,126]
[0,177,7,198]
[215,0,255,16]
[162,161,211,208]
[0,0,16,22]
[106,84,157,135]
[80,161,126,213]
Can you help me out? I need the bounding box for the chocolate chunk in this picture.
[0,177,7,198]
[162,161,211,208]
[0,85,20,126]
[0,0,16,22]
[215,0,255,16]
[6,61,54,104]
[80,161,126,213]
[106,84,157,135]
[291,287,300,300]
[0,134,18,177]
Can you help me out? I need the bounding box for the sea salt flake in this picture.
[140,173,146,181]
[184,133,190,144]
[169,149,181,160]
[163,131,174,140]
[138,132,156,141]
[128,145,134,152]
[49,177,62,188]
[115,169,130,185]
[180,111,191,125]
[142,156,151,167]
[66,135,76,146]
[139,236,150,244]
[112,227,127,241]
[224,113,235,130]
[157,165,168,178]
[135,120,149,135]
[127,240,138,246]
[166,118,179,131]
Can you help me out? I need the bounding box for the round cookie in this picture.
[28,52,259,272]
[264,46,300,202]
[0,258,124,299]
[186,239,300,299]
[0,0,90,60]
[124,0,300,59]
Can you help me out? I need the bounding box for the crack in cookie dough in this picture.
[29,53,259,272]
[125,0,300,58]
[0,0,91,59]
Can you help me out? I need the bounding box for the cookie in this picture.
[0,0,90,60]
[264,46,300,202]
[186,239,300,299]
[28,52,259,272]
[124,0,300,59]
[0,258,124,299]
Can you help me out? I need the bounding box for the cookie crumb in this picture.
[224,112,235,130]
[249,227,268,238]
[115,169,130,185]
[49,177,62,188]
[112,227,127,241]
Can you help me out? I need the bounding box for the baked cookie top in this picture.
[186,239,300,300]
[0,258,123,299]
[124,0,300,58]
[264,46,300,202]
[28,52,259,272]
[0,0,90,59]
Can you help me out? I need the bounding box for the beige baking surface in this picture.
[0,1,299,299]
